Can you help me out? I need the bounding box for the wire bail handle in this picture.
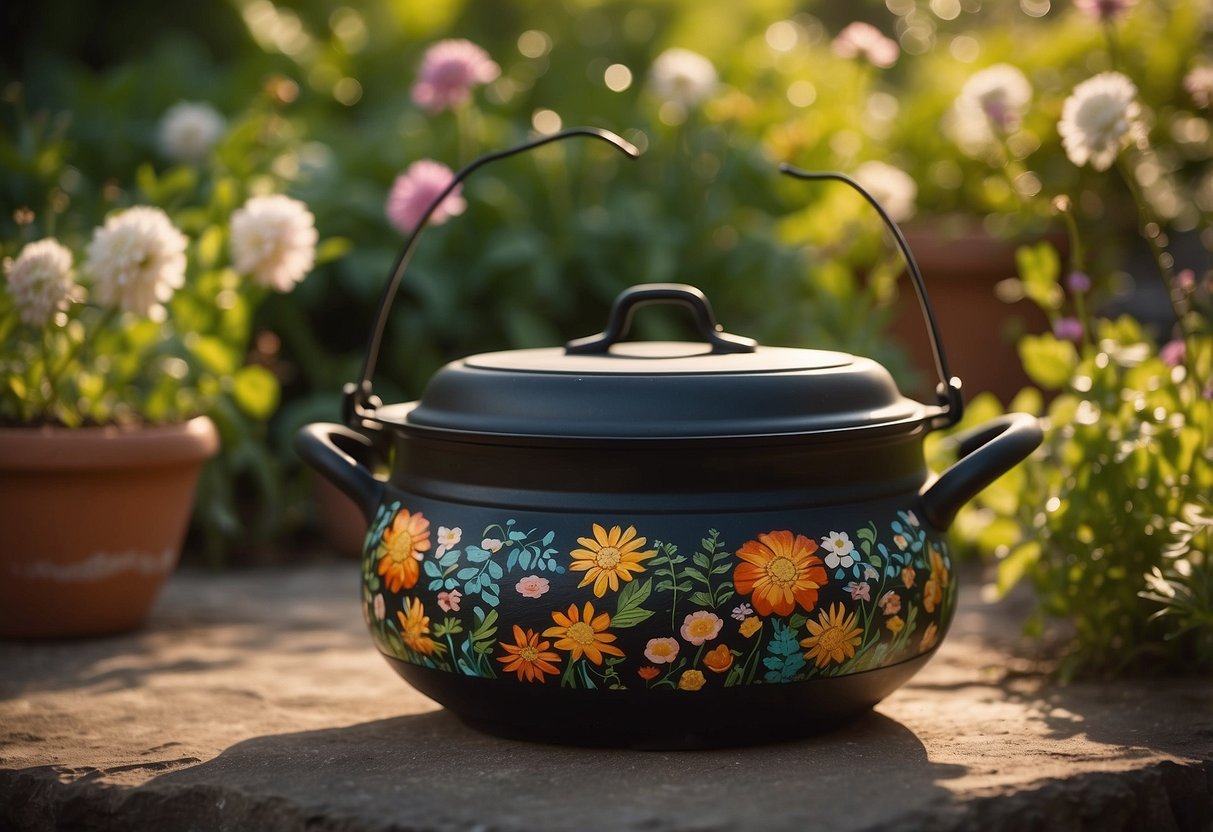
[779,165,964,430]
[343,127,642,428]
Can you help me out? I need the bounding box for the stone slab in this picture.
[1,563,1210,831]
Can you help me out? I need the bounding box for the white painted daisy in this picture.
[821,531,856,570]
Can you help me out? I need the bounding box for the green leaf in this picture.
[1018,334,1078,390]
[231,365,280,420]
[197,226,225,269]
[612,578,654,629]
[315,236,353,265]
[996,541,1041,597]
[1015,242,1063,312]
[190,335,240,375]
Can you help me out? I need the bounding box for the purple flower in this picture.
[385,160,466,235]
[1073,0,1137,19]
[1053,317,1084,342]
[411,39,500,114]
[1066,271,1092,293]
[1175,269,1196,292]
[1160,339,1186,367]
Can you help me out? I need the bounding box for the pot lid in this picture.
[369,284,954,442]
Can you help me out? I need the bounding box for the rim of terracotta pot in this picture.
[0,415,220,471]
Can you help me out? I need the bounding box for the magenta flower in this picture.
[831,22,898,69]
[1073,0,1137,20]
[411,39,500,114]
[1160,339,1186,368]
[385,160,466,235]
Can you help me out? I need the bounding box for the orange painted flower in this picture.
[543,602,625,665]
[497,625,561,683]
[923,575,943,613]
[569,524,655,597]
[377,509,431,592]
[733,530,828,616]
[900,566,916,589]
[702,644,735,674]
[920,622,940,651]
[678,669,707,691]
[638,665,660,681]
[397,596,444,656]
[739,616,763,638]
[930,546,951,588]
[800,603,863,668]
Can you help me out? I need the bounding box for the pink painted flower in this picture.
[385,160,466,235]
[879,590,902,616]
[481,538,503,553]
[731,602,754,621]
[435,526,462,557]
[892,533,909,550]
[1160,339,1186,368]
[373,593,386,621]
[644,636,680,664]
[1073,0,1137,20]
[831,22,898,69]
[680,610,723,646]
[845,581,871,602]
[437,589,462,613]
[411,39,500,114]
[515,575,550,599]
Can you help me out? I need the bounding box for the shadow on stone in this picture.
[127,709,968,830]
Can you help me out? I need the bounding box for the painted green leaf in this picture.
[612,578,655,629]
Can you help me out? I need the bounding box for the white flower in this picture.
[648,48,718,108]
[1184,66,1213,109]
[158,101,226,164]
[230,195,317,292]
[85,206,187,319]
[821,531,856,570]
[949,64,1032,154]
[435,525,462,556]
[1059,72,1141,171]
[4,238,77,326]
[481,538,503,553]
[853,161,917,223]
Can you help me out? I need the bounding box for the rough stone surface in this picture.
[1,563,1210,831]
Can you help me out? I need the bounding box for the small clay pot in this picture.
[0,416,219,638]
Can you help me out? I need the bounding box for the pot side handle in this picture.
[295,423,385,522]
[918,413,1042,531]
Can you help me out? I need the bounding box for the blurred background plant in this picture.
[3,0,1211,665]
[925,0,1213,677]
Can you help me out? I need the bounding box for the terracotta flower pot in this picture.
[0,416,219,638]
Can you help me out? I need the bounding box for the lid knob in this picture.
[565,283,758,356]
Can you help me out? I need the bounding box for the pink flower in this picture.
[1073,0,1137,20]
[1066,271,1092,293]
[372,593,386,621]
[731,603,754,621]
[437,589,462,612]
[481,538,503,553]
[831,22,898,69]
[1160,339,1186,368]
[644,637,680,664]
[385,160,466,235]
[411,39,500,113]
[845,581,871,602]
[515,575,550,599]
[680,610,724,646]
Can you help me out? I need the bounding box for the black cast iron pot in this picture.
[298,129,1042,749]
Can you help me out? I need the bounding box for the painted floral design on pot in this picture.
[360,502,956,691]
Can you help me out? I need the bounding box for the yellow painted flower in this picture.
[800,603,863,668]
[497,625,561,683]
[377,509,431,592]
[734,530,828,617]
[543,602,625,665]
[397,597,444,656]
[678,669,707,691]
[569,524,655,597]
[886,614,905,635]
[739,616,762,638]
